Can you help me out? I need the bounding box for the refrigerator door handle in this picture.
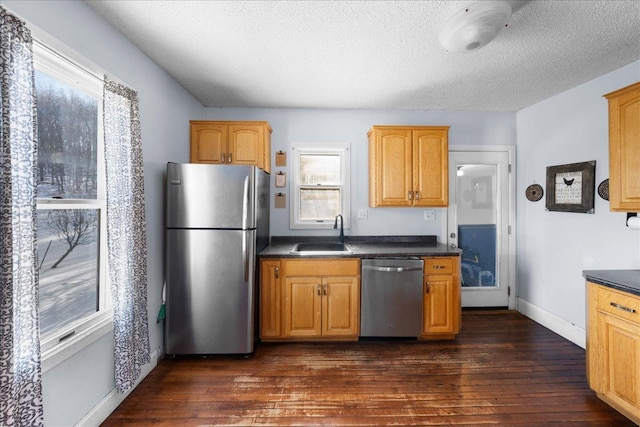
[242,230,249,283]
[242,175,250,229]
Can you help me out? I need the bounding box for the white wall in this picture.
[204,108,516,238]
[4,1,204,425]
[516,61,640,335]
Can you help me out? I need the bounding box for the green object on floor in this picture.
[157,281,166,323]
[156,303,166,322]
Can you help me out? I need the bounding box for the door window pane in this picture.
[456,165,498,288]
[35,69,98,200]
[37,209,99,335]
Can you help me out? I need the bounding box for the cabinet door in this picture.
[607,82,640,211]
[228,124,263,167]
[260,260,282,338]
[190,123,226,164]
[322,277,359,337]
[600,314,640,416]
[413,128,448,207]
[369,128,413,207]
[284,276,322,337]
[422,274,456,334]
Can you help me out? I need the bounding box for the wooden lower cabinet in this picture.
[260,258,360,341]
[259,260,282,338]
[421,256,461,339]
[285,275,359,338]
[587,281,640,424]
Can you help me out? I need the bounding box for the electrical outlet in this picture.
[423,210,435,220]
[357,209,368,219]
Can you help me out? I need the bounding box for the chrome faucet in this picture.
[333,214,344,245]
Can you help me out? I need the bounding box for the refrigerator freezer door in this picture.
[166,163,256,230]
[165,228,256,354]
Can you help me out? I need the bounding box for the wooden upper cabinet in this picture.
[190,121,272,173]
[413,129,448,206]
[369,125,449,207]
[190,123,226,164]
[605,82,640,212]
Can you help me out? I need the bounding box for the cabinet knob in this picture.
[323,284,328,296]
[317,284,321,296]
[274,267,279,279]
[415,191,420,200]
[228,152,232,163]
[425,281,430,293]
[408,191,413,201]
[221,152,226,163]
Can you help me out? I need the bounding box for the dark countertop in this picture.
[259,235,461,258]
[583,270,640,297]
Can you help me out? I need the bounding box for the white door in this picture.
[448,149,513,308]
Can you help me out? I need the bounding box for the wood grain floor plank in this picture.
[102,311,635,426]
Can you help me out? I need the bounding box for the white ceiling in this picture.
[86,0,640,112]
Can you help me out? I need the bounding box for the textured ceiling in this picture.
[86,0,640,112]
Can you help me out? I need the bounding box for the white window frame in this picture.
[289,143,351,229]
[33,39,113,372]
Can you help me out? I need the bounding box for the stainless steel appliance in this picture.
[165,163,269,354]
[360,258,424,337]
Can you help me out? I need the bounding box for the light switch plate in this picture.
[423,210,435,220]
[358,209,368,219]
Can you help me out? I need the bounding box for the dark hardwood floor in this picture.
[102,310,635,426]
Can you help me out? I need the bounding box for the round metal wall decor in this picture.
[525,184,544,202]
[598,179,609,201]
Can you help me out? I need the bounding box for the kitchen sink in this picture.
[289,242,353,255]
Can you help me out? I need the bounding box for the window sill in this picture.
[41,316,113,373]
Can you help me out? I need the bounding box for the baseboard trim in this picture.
[75,348,161,426]
[517,298,586,349]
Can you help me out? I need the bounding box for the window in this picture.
[33,41,111,361]
[290,144,351,229]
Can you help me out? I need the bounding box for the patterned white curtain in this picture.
[0,6,45,426]
[103,78,150,393]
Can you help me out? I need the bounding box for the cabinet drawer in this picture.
[285,258,360,277]
[424,257,454,274]
[597,286,640,325]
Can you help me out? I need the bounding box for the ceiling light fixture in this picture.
[439,1,512,53]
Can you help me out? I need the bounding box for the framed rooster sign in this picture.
[546,161,596,213]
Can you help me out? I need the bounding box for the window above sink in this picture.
[289,143,351,230]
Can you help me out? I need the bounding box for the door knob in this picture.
[450,243,457,248]
[450,232,456,238]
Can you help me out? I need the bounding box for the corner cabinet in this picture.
[421,256,461,339]
[604,82,640,212]
[260,258,360,341]
[368,125,449,207]
[190,121,272,173]
[587,281,640,424]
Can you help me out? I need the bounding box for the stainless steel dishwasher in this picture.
[360,258,424,337]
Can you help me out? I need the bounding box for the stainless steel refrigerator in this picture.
[165,163,269,354]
